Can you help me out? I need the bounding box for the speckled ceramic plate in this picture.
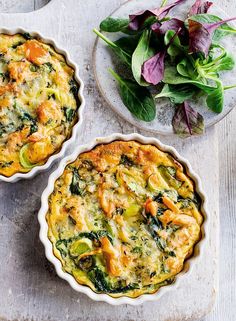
[93,0,236,135]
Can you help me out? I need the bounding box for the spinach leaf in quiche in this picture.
[70,168,86,196]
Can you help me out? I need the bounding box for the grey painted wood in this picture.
[0,0,234,320]
[0,0,49,13]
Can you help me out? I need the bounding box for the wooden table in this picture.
[0,1,235,321]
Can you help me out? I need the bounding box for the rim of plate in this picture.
[0,27,85,183]
[38,133,209,305]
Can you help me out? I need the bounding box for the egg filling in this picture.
[0,33,80,177]
[47,141,203,298]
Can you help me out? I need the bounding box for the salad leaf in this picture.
[206,80,224,113]
[151,18,185,36]
[195,45,235,76]
[189,0,213,16]
[155,84,196,103]
[141,51,166,85]
[109,68,156,121]
[188,19,211,56]
[100,17,129,32]
[93,28,131,66]
[164,30,183,57]
[132,29,155,86]
[163,65,216,93]
[141,29,181,85]
[115,35,140,55]
[128,0,186,31]
[177,58,196,78]
[188,14,236,42]
[215,54,235,71]
[189,17,236,56]
[172,101,204,137]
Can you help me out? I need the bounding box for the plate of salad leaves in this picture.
[93,0,236,137]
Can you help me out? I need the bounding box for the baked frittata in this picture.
[47,141,203,298]
[0,33,80,177]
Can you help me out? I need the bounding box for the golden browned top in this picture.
[47,141,203,298]
[0,33,80,177]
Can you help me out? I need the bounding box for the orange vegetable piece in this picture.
[145,198,158,217]
[24,40,48,65]
[162,196,179,213]
[100,237,122,277]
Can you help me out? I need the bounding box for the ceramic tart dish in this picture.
[39,133,208,305]
[0,28,85,183]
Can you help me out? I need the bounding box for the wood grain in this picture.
[0,0,49,12]
[0,0,234,321]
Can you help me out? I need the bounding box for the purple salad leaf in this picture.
[189,17,236,56]
[129,0,186,31]
[151,18,185,35]
[204,17,236,34]
[188,19,212,56]
[189,0,213,16]
[150,21,162,33]
[141,51,166,85]
[141,28,181,85]
[172,101,204,137]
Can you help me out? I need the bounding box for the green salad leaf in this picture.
[109,68,156,121]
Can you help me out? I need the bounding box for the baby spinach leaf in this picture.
[189,0,213,16]
[114,35,140,55]
[120,154,134,166]
[100,17,129,32]
[155,84,196,103]
[164,30,183,57]
[22,32,32,40]
[141,211,167,252]
[64,107,75,122]
[206,80,224,113]
[172,101,204,137]
[70,168,86,196]
[88,267,139,293]
[93,28,131,66]
[128,0,186,31]
[109,68,156,121]
[132,29,155,86]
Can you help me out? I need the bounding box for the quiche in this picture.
[0,33,80,177]
[47,141,203,298]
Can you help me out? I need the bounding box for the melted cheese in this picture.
[0,33,80,177]
[47,141,203,298]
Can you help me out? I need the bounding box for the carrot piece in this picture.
[24,40,47,65]
[145,198,158,217]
